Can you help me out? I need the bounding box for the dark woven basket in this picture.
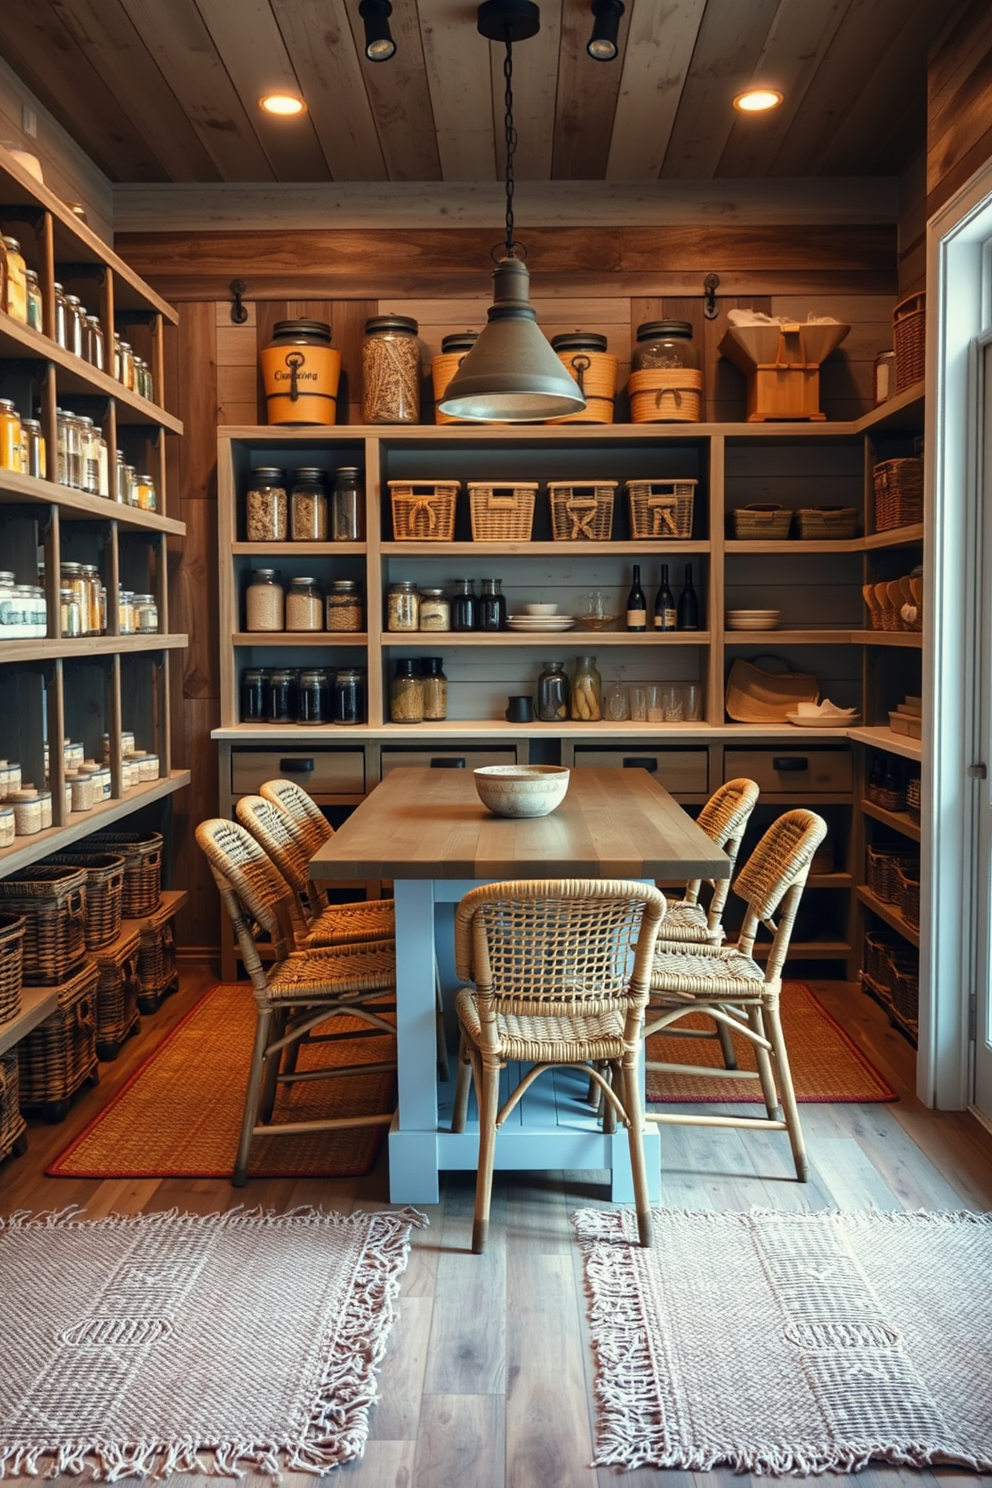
[0,867,87,986]
[138,905,177,1000]
[895,860,921,928]
[0,912,25,1023]
[0,1049,26,1163]
[873,458,924,531]
[83,831,162,918]
[866,845,917,905]
[890,959,920,1031]
[893,292,925,393]
[47,853,125,950]
[866,781,906,813]
[93,930,140,1058]
[18,959,98,1110]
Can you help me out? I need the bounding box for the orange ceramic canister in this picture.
[260,319,341,426]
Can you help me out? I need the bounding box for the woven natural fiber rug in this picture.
[0,1204,425,1479]
[47,983,396,1179]
[573,1206,992,1474]
[646,982,896,1103]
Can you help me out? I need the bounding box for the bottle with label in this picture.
[654,564,676,632]
[626,565,646,632]
[677,564,700,631]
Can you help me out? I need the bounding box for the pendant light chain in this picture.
[503,29,517,257]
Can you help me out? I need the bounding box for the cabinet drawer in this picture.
[572,748,708,794]
[725,748,852,795]
[231,747,366,797]
[380,746,519,776]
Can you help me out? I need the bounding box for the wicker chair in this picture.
[451,878,667,1253]
[644,809,827,1181]
[195,817,397,1186]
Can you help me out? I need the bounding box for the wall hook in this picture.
[230,279,249,325]
[703,273,720,320]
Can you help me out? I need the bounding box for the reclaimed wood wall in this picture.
[927,0,992,218]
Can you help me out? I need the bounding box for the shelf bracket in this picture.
[703,273,720,320]
[229,279,249,325]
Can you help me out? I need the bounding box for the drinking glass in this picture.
[683,683,702,722]
[647,684,664,722]
[629,685,647,722]
[604,682,629,721]
[662,683,684,722]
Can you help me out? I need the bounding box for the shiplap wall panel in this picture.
[606,0,706,181]
[927,0,992,214]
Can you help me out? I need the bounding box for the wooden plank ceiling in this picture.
[0,0,948,184]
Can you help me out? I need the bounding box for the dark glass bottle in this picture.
[654,564,676,632]
[626,564,646,632]
[451,578,477,632]
[478,578,507,631]
[677,564,700,631]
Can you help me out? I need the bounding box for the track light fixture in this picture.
[587,0,624,61]
[359,0,396,62]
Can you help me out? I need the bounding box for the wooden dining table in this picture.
[309,765,730,1203]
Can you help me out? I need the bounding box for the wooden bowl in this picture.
[473,765,571,818]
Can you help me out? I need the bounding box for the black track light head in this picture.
[587,0,624,61]
[359,0,396,61]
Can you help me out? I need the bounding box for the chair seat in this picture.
[650,943,766,1000]
[655,899,724,946]
[306,898,395,946]
[455,987,626,1064]
[268,939,396,1003]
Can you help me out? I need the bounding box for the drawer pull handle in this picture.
[430,757,465,768]
[623,757,658,772]
[772,757,807,771]
[280,758,315,773]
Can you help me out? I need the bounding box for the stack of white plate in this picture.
[507,614,576,632]
[726,609,780,631]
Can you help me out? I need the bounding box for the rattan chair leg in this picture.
[259,1007,286,1123]
[716,1016,738,1069]
[473,1061,501,1254]
[619,1060,652,1248]
[763,998,807,1181]
[745,1004,783,1120]
[602,1062,620,1134]
[451,1036,472,1133]
[234,1006,272,1187]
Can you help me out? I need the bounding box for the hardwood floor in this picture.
[2,967,992,1488]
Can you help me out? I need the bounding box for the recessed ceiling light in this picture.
[733,88,783,113]
[259,93,307,116]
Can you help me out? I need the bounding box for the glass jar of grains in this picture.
[25,269,43,332]
[390,659,424,723]
[362,315,421,424]
[267,669,298,723]
[246,467,287,542]
[240,667,269,722]
[285,576,323,631]
[133,593,159,633]
[387,580,419,632]
[297,669,330,724]
[418,588,450,631]
[331,467,364,541]
[290,468,328,541]
[325,579,363,632]
[333,668,365,725]
[421,656,447,720]
[245,568,284,631]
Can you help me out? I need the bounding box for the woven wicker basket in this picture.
[864,929,901,992]
[548,481,617,541]
[468,482,538,541]
[94,929,140,1060]
[893,292,925,393]
[627,368,703,423]
[0,866,87,986]
[906,775,921,818]
[895,860,921,928]
[388,480,460,541]
[431,337,477,425]
[0,912,24,1024]
[866,779,906,813]
[866,845,918,905]
[731,504,793,540]
[861,970,893,1010]
[137,904,178,1011]
[794,506,859,540]
[627,479,697,540]
[18,958,98,1116]
[47,852,125,950]
[0,1049,26,1164]
[890,958,920,1031]
[82,831,163,918]
[547,346,618,425]
[873,458,924,531]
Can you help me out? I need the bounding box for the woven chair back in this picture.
[682,777,760,923]
[195,818,308,963]
[236,794,314,903]
[258,778,333,859]
[732,809,827,973]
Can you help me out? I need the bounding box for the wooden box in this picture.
[718,321,850,422]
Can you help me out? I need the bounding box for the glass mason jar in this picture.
[246,467,287,541]
[571,655,602,721]
[80,564,102,635]
[267,669,298,724]
[1,236,27,323]
[94,426,109,496]
[390,659,424,723]
[418,587,450,631]
[331,466,364,541]
[451,578,477,632]
[135,473,156,511]
[86,315,106,372]
[118,588,135,635]
[387,580,419,632]
[119,339,136,390]
[64,294,84,357]
[362,315,421,424]
[25,269,43,332]
[240,667,269,722]
[21,418,45,480]
[133,593,159,633]
[61,585,82,637]
[333,668,365,725]
[478,578,507,631]
[290,467,328,541]
[54,282,67,347]
[78,415,99,494]
[420,656,447,720]
[0,399,22,472]
[123,463,138,506]
[245,568,284,631]
[631,319,698,372]
[325,579,363,633]
[297,668,330,724]
[285,575,323,631]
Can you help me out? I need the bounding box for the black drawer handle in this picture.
[280,758,315,773]
[772,757,807,771]
[430,757,465,768]
[623,757,658,772]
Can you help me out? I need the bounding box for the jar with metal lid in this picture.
[478,578,507,632]
[297,669,330,725]
[60,563,86,634]
[54,283,67,347]
[136,357,153,402]
[9,790,41,835]
[78,415,99,494]
[1,237,27,323]
[285,576,323,631]
[267,668,298,724]
[0,399,23,472]
[0,571,14,640]
[432,330,478,424]
[37,789,53,828]
[260,319,341,426]
[123,463,138,506]
[632,320,698,371]
[246,467,287,542]
[629,320,702,424]
[571,655,602,721]
[362,315,421,424]
[21,417,45,479]
[390,658,424,723]
[245,568,284,631]
[333,668,365,725]
[67,771,94,813]
[290,468,328,541]
[56,410,84,489]
[64,294,84,357]
[133,593,159,633]
[80,564,102,634]
[86,315,105,371]
[451,578,477,632]
[91,765,111,801]
[119,339,136,390]
[421,656,447,720]
[537,660,570,722]
[0,804,13,848]
[117,589,135,635]
[240,667,269,721]
[418,588,450,631]
[135,473,156,511]
[331,466,364,541]
[25,268,42,332]
[326,580,363,632]
[61,586,82,637]
[548,330,618,425]
[387,580,419,632]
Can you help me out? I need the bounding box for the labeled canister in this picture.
[547,331,617,425]
[260,319,341,427]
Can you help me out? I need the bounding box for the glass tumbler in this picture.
[604,683,629,722]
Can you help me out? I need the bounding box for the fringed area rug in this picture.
[573,1207,992,1475]
[47,983,396,1179]
[646,982,897,1103]
[0,1204,426,1480]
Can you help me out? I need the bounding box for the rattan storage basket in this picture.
[731,504,793,540]
[0,912,24,1024]
[627,368,703,423]
[548,481,617,541]
[866,845,918,905]
[82,831,162,918]
[890,958,920,1033]
[17,958,98,1118]
[864,929,903,992]
[47,852,125,950]
[866,777,906,813]
[0,1049,26,1164]
[0,866,87,986]
[794,506,859,540]
[93,929,140,1060]
[546,343,617,425]
[906,775,921,818]
[137,903,178,1012]
[388,480,460,541]
[627,479,697,539]
[895,860,921,928]
[873,458,924,531]
[893,292,925,393]
[468,482,538,541]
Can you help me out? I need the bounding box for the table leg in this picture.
[389,878,440,1203]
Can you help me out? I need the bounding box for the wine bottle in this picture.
[626,564,647,632]
[677,564,700,631]
[654,564,676,632]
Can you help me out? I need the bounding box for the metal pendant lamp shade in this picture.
[438,257,586,423]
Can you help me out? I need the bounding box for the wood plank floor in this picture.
[2,967,992,1488]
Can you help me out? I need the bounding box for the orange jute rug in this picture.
[47,982,397,1179]
[646,982,897,1104]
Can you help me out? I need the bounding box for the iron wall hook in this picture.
[230,279,249,325]
[703,273,720,320]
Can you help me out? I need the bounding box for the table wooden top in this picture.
[309,767,729,882]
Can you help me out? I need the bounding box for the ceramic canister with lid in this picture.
[547,331,617,425]
[0,804,14,848]
[260,320,341,426]
[432,331,478,425]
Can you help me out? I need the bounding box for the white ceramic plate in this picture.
[507,616,576,630]
[785,712,860,728]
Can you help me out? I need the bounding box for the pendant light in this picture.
[438,0,586,422]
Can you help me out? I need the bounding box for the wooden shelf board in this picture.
[232,632,368,647]
[724,629,855,644]
[116,888,189,942]
[851,630,923,648]
[857,886,921,946]
[0,467,185,533]
[0,771,191,877]
[231,542,367,556]
[854,383,926,434]
[1,634,188,664]
[0,984,59,1058]
[848,726,922,761]
[379,631,711,647]
[725,539,861,554]
[807,872,854,888]
[862,524,925,549]
[380,540,710,556]
[861,800,921,841]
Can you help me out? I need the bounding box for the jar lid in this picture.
[365,315,418,334]
[334,466,361,480]
[269,668,299,680]
[21,418,41,430]
[389,580,419,591]
[552,331,608,353]
[292,467,328,483]
[418,587,447,597]
[0,571,14,582]
[132,593,156,603]
[635,319,694,341]
[1,236,20,251]
[335,668,362,679]
[394,659,419,676]
[440,331,478,353]
[242,668,268,678]
[25,268,38,281]
[250,466,285,482]
[271,318,331,342]
[0,806,12,818]
[253,568,280,578]
[420,656,445,671]
[289,576,319,586]
[329,580,359,591]
[299,669,329,681]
